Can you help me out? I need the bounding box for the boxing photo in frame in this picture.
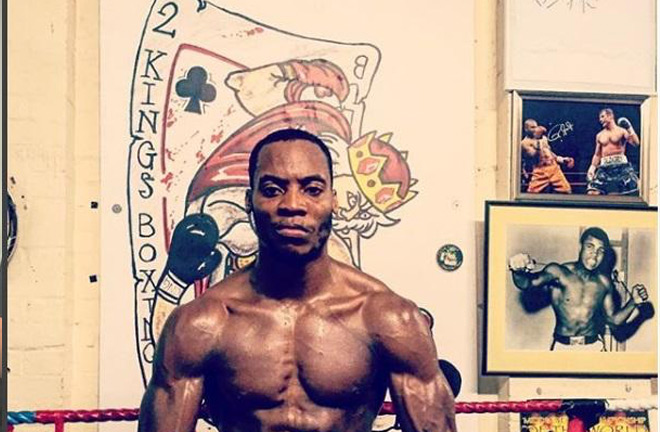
[483,201,657,377]
[511,92,650,204]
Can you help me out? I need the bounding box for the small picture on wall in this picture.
[512,93,649,204]
[484,201,657,377]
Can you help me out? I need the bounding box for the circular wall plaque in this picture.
[436,244,463,271]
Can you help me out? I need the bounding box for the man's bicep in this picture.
[139,374,204,432]
[389,370,456,432]
[603,290,617,318]
[528,265,563,289]
[382,308,456,432]
[138,306,209,432]
[368,296,438,375]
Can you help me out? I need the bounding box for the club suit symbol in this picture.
[176,66,217,114]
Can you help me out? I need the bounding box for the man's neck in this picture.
[252,249,333,300]
[575,261,599,280]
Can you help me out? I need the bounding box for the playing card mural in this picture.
[129,0,418,384]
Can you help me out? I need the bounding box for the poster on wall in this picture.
[504,0,656,94]
[101,1,477,431]
[520,410,651,432]
[484,201,657,377]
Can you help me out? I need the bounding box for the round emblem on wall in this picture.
[7,193,18,263]
[436,244,463,271]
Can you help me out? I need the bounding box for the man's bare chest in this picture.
[598,131,625,148]
[553,275,606,309]
[206,302,381,406]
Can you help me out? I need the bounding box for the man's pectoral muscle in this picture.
[366,293,456,432]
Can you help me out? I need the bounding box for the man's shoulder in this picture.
[158,293,229,364]
[329,260,416,315]
[336,268,422,333]
[169,290,229,331]
[545,261,572,274]
[170,271,252,329]
[333,260,390,295]
[595,272,613,288]
[204,268,253,300]
[521,137,536,148]
[614,125,627,134]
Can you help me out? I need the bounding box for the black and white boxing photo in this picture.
[484,202,657,377]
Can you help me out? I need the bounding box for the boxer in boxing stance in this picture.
[139,129,457,432]
[520,119,574,194]
[509,227,651,351]
[587,108,640,195]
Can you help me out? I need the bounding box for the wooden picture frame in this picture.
[484,201,657,377]
[511,92,650,205]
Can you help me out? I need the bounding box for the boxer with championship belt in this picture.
[587,108,640,195]
[508,227,654,351]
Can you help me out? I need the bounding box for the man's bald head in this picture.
[248,129,333,188]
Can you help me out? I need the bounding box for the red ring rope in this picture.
[12,400,565,426]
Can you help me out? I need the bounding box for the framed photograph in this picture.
[484,201,657,377]
[503,0,656,94]
[511,92,651,204]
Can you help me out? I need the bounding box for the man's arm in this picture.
[508,254,559,291]
[366,293,456,432]
[520,138,538,159]
[617,118,640,146]
[623,129,640,146]
[603,279,648,327]
[139,301,224,432]
[587,137,603,181]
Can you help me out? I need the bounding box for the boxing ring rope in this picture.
[7,398,657,432]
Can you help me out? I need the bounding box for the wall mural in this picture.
[128,0,418,385]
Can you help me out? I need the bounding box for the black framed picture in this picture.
[484,201,657,377]
[511,92,650,204]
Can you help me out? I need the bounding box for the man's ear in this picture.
[245,188,253,214]
[332,189,338,214]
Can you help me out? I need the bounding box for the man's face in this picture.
[247,139,336,261]
[524,120,538,137]
[599,111,613,127]
[579,235,607,271]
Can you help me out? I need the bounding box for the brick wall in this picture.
[7,2,99,431]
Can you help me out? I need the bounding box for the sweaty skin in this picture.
[139,139,456,432]
[591,110,639,167]
[521,135,555,167]
[510,236,639,338]
[520,120,572,194]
